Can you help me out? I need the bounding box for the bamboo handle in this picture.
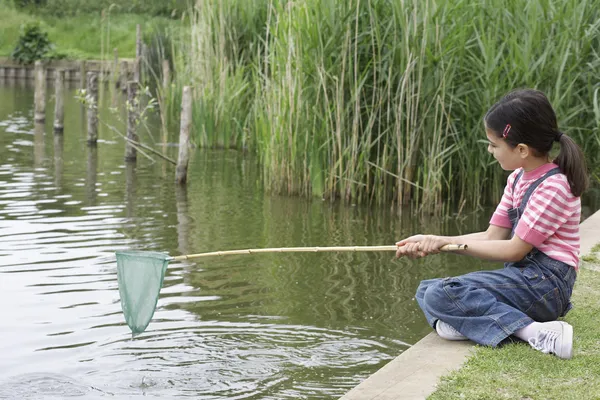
[169,244,467,262]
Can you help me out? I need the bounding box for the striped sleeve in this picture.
[514,175,579,247]
[489,170,520,229]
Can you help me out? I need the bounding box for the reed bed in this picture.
[169,0,600,213]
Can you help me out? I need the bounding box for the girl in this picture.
[396,89,588,359]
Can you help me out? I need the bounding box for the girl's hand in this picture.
[395,235,450,259]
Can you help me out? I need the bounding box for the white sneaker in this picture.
[528,321,573,359]
[435,320,468,341]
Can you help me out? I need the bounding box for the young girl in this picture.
[396,89,588,359]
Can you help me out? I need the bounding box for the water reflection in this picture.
[125,162,136,218]
[33,121,45,168]
[53,132,64,189]
[86,146,98,206]
[175,185,191,256]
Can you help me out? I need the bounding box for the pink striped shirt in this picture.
[490,163,581,268]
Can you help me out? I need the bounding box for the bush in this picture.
[10,22,64,64]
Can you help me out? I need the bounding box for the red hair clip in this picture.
[502,124,511,139]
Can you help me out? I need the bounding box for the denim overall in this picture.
[415,168,577,347]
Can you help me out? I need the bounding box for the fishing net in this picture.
[115,251,170,335]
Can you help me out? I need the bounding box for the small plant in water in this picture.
[75,85,157,130]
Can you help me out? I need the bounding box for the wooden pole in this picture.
[162,59,170,90]
[86,72,99,145]
[79,60,86,89]
[53,69,65,133]
[134,24,142,82]
[120,60,128,92]
[125,81,139,161]
[34,61,46,122]
[170,244,468,262]
[176,86,192,184]
[112,48,119,88]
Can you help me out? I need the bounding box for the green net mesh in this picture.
[115,251,170,335]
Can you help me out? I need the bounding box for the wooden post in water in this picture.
[176,86,192,184]
[112,48,119,88]
[134,24,142,83]
[125,81,139,161]
[34,61,46,122]
[86,72,99,144]
[79,60,86,89]
[120,61,128,92]
[53,69,65,133]
[162,59,170,90]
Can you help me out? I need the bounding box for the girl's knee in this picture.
[422,280,447,306]
[416,278,442,299]
[423,277,464,314]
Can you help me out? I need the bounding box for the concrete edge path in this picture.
[339,209,600,400]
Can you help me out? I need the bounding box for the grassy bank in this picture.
[175,0,600,212]
[0,3,182,60]
[429,260,600,399]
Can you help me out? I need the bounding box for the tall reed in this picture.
[175,0,600,213]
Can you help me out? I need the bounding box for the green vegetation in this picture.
[169,0,600,212]
[581,242,600,263]
[10,21,64,64]
[429,267,600,400]
[0,2,183,59]
[10,0,188,18]
[1,0,598,211]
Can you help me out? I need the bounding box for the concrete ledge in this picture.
[580,209,600,256]
[339,333,473,400]
[339,208,600,400]
[0,57,134,82]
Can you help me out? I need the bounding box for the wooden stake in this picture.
[113,48,119,88]
[125,81,139,161]
[134,24,142,82]
[120,60,128,91]
[176,86,192,184]
[53,69,65,133]
[34,61,46,122]
[79,60,86,89]
[86,72,99,144]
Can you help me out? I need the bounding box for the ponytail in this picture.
[553,132,589,197]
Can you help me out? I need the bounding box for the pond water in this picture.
[0,80,596,399]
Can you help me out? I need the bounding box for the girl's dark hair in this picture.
[484,89,588,197]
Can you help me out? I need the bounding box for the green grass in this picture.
[581,242,600,263]
[428,267,600,400]
[174,0,600,212]
[0,3,181,59]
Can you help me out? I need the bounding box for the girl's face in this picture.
[486,128,524,171]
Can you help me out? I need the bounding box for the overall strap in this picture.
[511,170,525,192]
[516,167,561,213]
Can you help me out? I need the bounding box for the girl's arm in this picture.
[396,226,530,262]
[452,224,511,241]
[447,234,533,262]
